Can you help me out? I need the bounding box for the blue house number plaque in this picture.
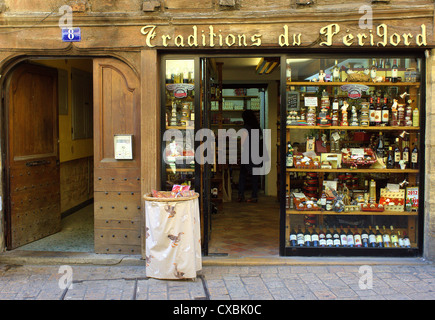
[62,28,81,42]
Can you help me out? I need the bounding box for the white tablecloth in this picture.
[144,194,202,279]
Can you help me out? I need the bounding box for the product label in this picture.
[304,235,311,242]
[319,239,327,246]
[290,234,297,241]
[382,110,389,122]
[371,69,377,78]
[392,68,398,78]
[394,152,401,162]
[340,235,348,245]
[361,233,369,240]
[333,68,339,78]
[326,239,333,246]
[412,153,418,163]
[376,235,383,243]
[403,152,409,162]
[354,235,362,246]
[383,235,391,243]
[333,239,341,246]
[398,238,404,247]
[404,238,411,247]
[297,234,304,245]
[311,234,319,242]
[369,234,376,244]
[391,235,398,243]
[374,110,382,122]
[369,111,376,122]
[347,235,354,245]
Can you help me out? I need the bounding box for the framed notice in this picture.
[114,134,134,160]
[286,91,300,111]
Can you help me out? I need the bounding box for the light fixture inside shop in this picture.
[256,58,280,74]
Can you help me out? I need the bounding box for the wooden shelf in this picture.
[286,168,418,173]
[222,95,258,99]
[166,168,195,172]
[286,125,420,131]
[166,126,194,130]
[286,210,418,216]
[287,81,420,87]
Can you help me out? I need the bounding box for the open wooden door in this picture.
[93,58,142,254]
[5,63,60,249]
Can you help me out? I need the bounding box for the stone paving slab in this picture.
[0,263,434,301]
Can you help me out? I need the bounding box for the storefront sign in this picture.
[141,23,427,48]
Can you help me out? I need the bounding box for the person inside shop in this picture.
[237,109,263,203]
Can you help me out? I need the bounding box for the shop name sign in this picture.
[141,23,428,48]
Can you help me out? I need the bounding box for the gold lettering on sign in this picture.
[188,26,198,47]
[416,24,427,46]
[141,25,157,47]
[279,25,302,47]
[319,24,340,46]
[377,24,387,47]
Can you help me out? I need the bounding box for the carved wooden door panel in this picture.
[5,63,60,249]
[93,58,142,254]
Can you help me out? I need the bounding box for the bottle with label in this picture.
[390,99,398,126]
[297,225,305,247]
[397,231,405,247]
[394,138,401,168]
[369,179,376,204]
[304,227,312,247]
[370,59,377,81]
[368,226,377,248]
[411,138,419,169]
[391,59,399,83]
[374,97,382,126]
[353,226,362,248]
[333,226,341,247]
[386,146,395,169]
[413,107,419,127]
[311,225,319,247]
[382,225,391,248]
[320,187,327,210]
[325,226,334,247]
[402,134,410,167]
[286,63,292,82]
[375,225,384,248]
[318,226,326,247]
[361,226,369,248]
[390,226,399,247]
[397,103,405,126]
[289,227,297,246]
[286,142,294,168]
[405,103,412,126]
[382,97,389,126]
[376,132,385,160]
[347,226,355,248]
[340,226,348,247]
[403,232,411,248]
[333,60,340,82]
[369,97,376,126]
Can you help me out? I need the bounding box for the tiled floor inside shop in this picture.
[207,193,281,257]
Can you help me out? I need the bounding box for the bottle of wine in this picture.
[390,225,399,247]
[286,142,294,168]
[297,225,305,247]
[347,226,355,248]
[398,231,405,247]
[333,226,341,248]
[311,225,319,247]
[368,226,377,248]
[370,59,377,81]
[375,225,384,248]
[325,226,334,247]
[354,226,362,248]
[386,146,395,169]
[394,137,401,168]
[318,225,326,247]
[402,134,410,167]
[361,225,369,248]
[304,226,312,247]
[391,59,399,83]
[289,227,297,246]
[382,225,391,248]
[340,226,348,247]
[375,97,382,126]
[403,232,411,248]
[411,138,419,169]
[382,97,389,126]
[369,97,376,126]
[376,132,385,160]
[333,60,340,82]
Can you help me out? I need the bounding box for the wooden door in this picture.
[93,58,142,254]
[5,63,60,249]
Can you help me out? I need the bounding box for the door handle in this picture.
[26,160,51,167]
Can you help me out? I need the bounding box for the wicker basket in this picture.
[347,73,371,82]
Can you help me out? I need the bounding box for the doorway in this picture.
[4,58,95,253]
[203,56,281,257]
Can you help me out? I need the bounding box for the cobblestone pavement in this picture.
[0,263,434,301]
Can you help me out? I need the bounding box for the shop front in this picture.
[0,1,434,260]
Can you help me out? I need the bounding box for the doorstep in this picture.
[0,250,429,266]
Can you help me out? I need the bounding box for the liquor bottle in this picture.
[398,103,405,126]
[376,132,385,160]
[413,107,419,127]
[289,227,297,246]
[390,225,399,247]
[286,142,294,168]
[304,227,312,247]
[375,225,384,248]
[391,59,399,83]
[368,226,377,248]
[397,231,405,247]
[311,225,319,247]
[403,232,411,248]
[319,226,326,247]
[394,138,401,169]
[340,226,348,247]
[369,179,376,204]
[286,63,292,82]
[320,187,327,210]
[297,225,305,247]
[361,226,369,248]
[370,59,377,81]
[374,97,382,126]
[369,97,376,126]
[402,134,410,168]
[325,226,334,247]
[411,138,419,169]
[353,226,362,248]
[333,226,341,247]
[382,225,391,247]
[333,60,340,82]
[347,226,355,248]
[405,103,412,126]
[381,97,389,126]
[386,146,395,169]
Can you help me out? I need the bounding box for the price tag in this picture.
[351,148,365,157]
[62,28,81,42]
[304,96,318,107]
